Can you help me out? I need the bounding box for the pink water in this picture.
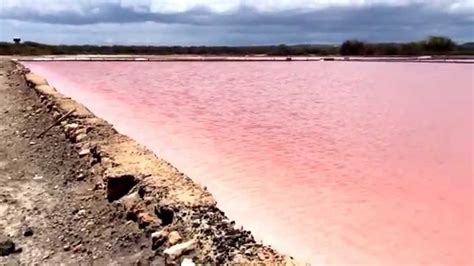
[25,61,473,265]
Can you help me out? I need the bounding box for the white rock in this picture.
[75,128,87,136]
[164,239,196,260]
[65,123,79,130]
[75,133,87,142]
[78,149,90,156]
[181,258,195,266]
[33,174,43,180]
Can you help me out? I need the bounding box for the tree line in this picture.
[0,36,472,56]
[339,36,470,56]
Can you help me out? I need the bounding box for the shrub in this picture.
[422,36,456,53]
[340,40,366,55]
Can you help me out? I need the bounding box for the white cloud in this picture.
[1,0,473,14]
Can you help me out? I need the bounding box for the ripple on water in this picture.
[24,61,473,265]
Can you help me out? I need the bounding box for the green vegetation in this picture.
[0,36,472,56]
[340,40,366,55]
[340,36,466,56]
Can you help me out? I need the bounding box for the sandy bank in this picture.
[13,60,301,264]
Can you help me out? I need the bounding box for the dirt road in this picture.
[0,61,161,264]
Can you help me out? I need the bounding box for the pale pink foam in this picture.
[24,61,473,265]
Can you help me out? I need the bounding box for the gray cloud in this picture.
[0,1,472,45]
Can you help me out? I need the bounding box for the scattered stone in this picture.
[168,231,182,246]
[77,173,85,180]
[72,244,83,253]
[33,174,43,180]
[75,133,87,142]
[181,258,195,266]
[64,123,79,129]
[163,239,196,260]
[0,240,16,256]
[93,182,103,191]
[77,209,87,217]
[63,244,71,251]
[119,191,140,210]
[137,212,158,228]
[23,227,34,237]
[151,230,169,249]
[143,196,154,205]
[233,254,251,264]
[26,106,33,111]
[29,141,36,145]
[85,221,95,229]
[78,149,90,156]
[75,128,87,136]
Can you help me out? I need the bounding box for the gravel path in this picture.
[0,60,159,264]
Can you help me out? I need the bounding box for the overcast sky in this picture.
[0,0,473,45]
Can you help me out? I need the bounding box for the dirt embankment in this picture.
[0,60,299,265]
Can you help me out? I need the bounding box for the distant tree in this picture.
[340,40,366,55]
[400,42,423,55]
[422,36,455,53]
[269,44,291,55]
[0,38,468,56]
[363,44,375,55]
[376,43,399,55]
[306,47,321,55]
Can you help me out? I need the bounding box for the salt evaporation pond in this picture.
[24,61,473,265]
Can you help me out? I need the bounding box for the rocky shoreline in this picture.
[0,59,299,264]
